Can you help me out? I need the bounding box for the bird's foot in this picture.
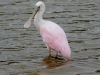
[48,54,51,57]
[55,55,59,59]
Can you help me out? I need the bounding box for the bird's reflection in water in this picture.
[42,56,70,69]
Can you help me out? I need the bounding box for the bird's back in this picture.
[41,21,66,39]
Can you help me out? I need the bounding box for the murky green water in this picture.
[0,0,100,75]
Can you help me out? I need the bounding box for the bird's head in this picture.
[32,1,45,19]
[35,1,44,9]
[34,1,45,17]
[24,1,45,28]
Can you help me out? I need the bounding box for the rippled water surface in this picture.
[0,0,100,75]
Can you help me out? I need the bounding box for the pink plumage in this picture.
[40,21,71,59]
[24,1,71,60]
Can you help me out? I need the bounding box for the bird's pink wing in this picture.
[40,26,66,51]
[40,28,54,44]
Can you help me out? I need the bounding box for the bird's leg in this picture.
[56,51,58,57]
[45,44,51,56]
[49,48,51,56]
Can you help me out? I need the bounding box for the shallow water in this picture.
[0,0,100,75]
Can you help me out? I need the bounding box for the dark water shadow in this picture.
[32,56,70,75]
[42,56,70,69]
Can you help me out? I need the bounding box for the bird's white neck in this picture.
[34,4,45,30]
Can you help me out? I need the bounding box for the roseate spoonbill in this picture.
[24,1,71,60]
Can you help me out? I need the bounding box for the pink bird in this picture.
[24,1,71,60]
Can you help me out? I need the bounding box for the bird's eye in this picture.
[38,6,40,9]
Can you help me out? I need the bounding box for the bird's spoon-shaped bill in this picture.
[24,7,40,28]
[24,13,34,28]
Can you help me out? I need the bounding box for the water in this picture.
[0,0,100,75]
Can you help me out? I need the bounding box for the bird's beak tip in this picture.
[24,25,29,29]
